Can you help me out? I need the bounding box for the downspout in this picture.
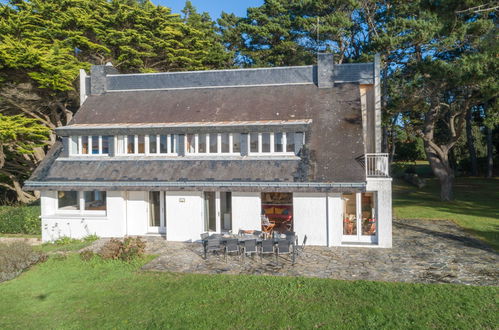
[125,191,128,237]
[326,193,329,247]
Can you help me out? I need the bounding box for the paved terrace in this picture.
[92,219,499,286]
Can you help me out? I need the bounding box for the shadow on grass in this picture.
[394,221,497,254]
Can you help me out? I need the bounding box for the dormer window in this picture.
[248,132,296,155]
[185,133,240,155]
[70,136,110,155]
[116,134,177,155]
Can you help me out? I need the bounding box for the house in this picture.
[24,53,392,248]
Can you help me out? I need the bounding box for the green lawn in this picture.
[393,176,499,250]
[0,255,497,329]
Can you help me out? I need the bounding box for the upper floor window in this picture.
[248,132,296,155]
[185,133,240,155]
[116,134,177,155]
[71,136,110,155]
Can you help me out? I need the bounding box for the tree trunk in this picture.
[465,108,478,176]
[486,125,493,178]
[424,142,455,201]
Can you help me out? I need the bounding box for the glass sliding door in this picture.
[220,192,232,231]
[148,191,165,234]
[204,192,216,232]
[342,192,377,243]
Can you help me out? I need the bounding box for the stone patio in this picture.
[99,219,499,286]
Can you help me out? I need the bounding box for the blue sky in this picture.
[153,0,263,18]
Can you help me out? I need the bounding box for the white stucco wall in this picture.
[366,178,393,248]
[293,193,329,246]
[231,192,261,232]
[41,190,126,242]
[125,191,148,236]
[327,194,343,247]
[165,191,204,242]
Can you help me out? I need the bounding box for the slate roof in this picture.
[26,83,366,191]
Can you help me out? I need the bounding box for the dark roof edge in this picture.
[24,180,366,190]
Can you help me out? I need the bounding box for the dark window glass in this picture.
[262,133,271,152]
[160,135,168,153]
[58,191,79,210]
[275,133,283,152]
[250,133,258,153]
[149,135,157,153]
[102,136,110,154]
[127,135,135,154]
[209,133,218,153]
[221,133,230,153]
[92,136,99,154]
[232,133,241,153]
[138,135,145,154]
[286,132,295,153]
[198,134,207,153]
[84,191,107,211]
[82,136,89,154]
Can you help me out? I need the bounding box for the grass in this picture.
[0,255,497,329]
[393,175,499,251]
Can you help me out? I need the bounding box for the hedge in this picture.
[0,204,41,235]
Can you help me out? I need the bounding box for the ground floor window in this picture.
[57,191,107,214]
[343,192,377,238]
[261,192,293,234]
[149,191,161,227]
[203,191,232,232]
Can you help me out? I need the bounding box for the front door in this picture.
[148,191,166,234]
[342,192,377,243]
[204,191,232,233]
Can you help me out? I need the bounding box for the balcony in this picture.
[362,153,390,178]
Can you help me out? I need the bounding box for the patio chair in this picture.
[200,232,209,240]
[204,238,222,259]
[241,239,258,259]
[285,232,296,244]
[260,239,275,262]
[276,240,293,264]
[224,239,240,261]
[295,235,307,256]
[253,230,263,237]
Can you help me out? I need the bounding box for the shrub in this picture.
[0,242,47,283]
[0,204,41,235]
[53,236,80,245]
[98,237,146,262]
[83,234,99,243]
[80,250,95,261]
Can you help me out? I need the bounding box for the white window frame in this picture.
[55,191,107,216]
[247,132,297,156]
[70,136,109,156]
[185,133,240,156]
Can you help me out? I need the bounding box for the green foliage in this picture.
[0,254,497,328]
[0,241,47,282]
[0,204,40,235]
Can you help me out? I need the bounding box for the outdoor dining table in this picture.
[201,234,294,259]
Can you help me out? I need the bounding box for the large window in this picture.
[186,133,241,155]
[342,192,377,239]
[247,132,298,155]
[71,136,110,155]
[57,191,107,213]
[116,135,177,155]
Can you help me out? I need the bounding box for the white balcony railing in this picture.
[365,153,390,178]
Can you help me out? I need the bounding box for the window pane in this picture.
[127,135,135,154]
[117,136,125,154]
[82,136,89,154]
[160,135,168,153]
[149,135,157,153]
[209,133,218,153]
[262,133,271,152]
[138,135,145,154]
[250,133,258,153]
[361,192,376,236]
[84,191,107,211]
[286,132,295,153]
[232,133,240,153]
[170,135,176,153]
[221,133,230,153]
[149,192,160,227]
[343,193,357,235]
[186,134,195,153]
[198,134,207,153]
[275,133,284,152]
[102,136,110,154]
[91,136,99,154]
[58,191,79,210]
